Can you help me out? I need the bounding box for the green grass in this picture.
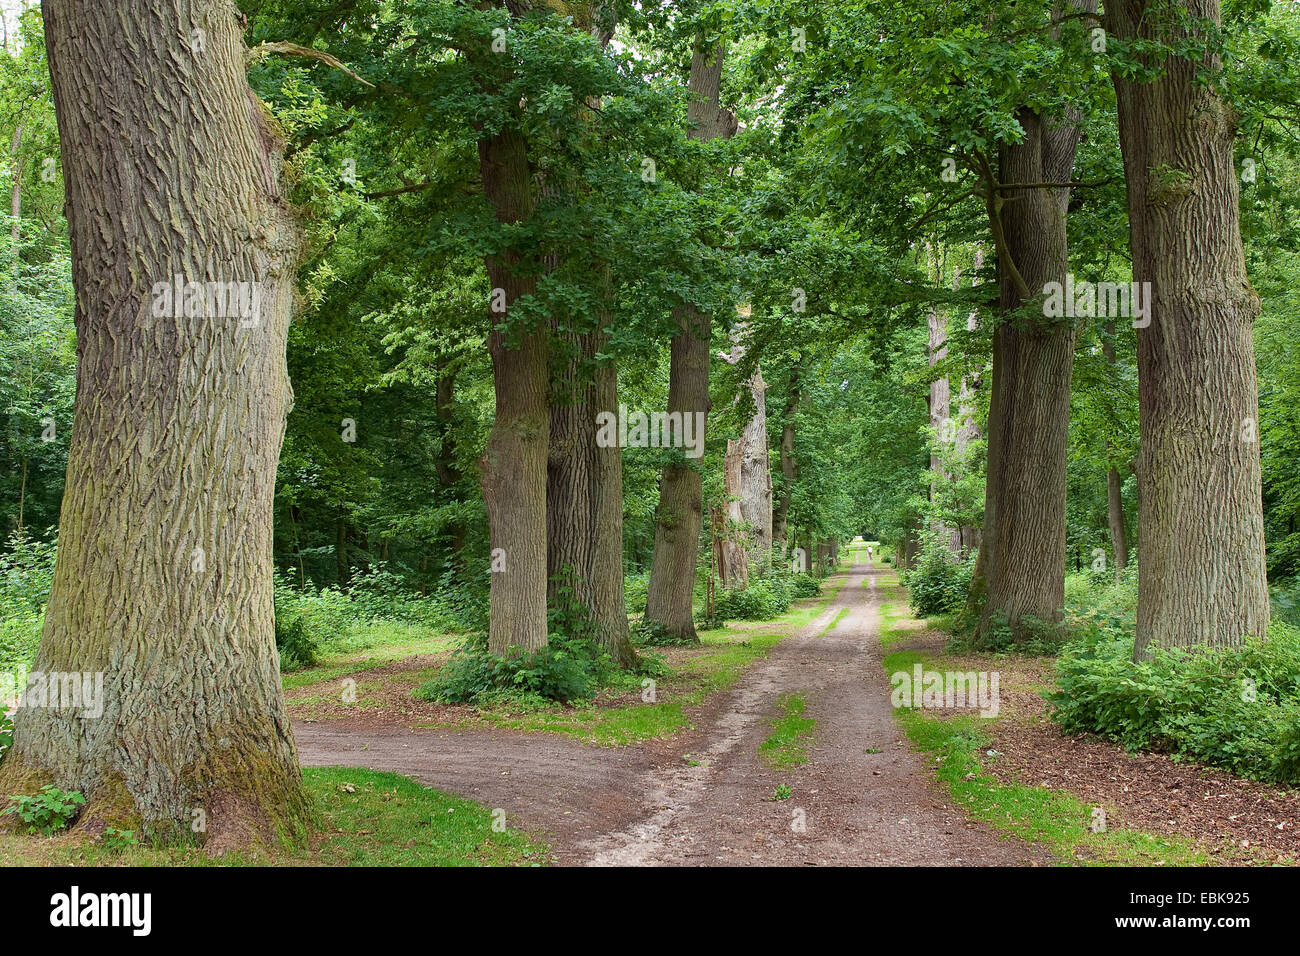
[877,592,1217,866]
[817,607,849,636]
[759,692,816,767]
[282,623,460,691]
[0,767,547,867]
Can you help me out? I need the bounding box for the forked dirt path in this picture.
[294,563,1046,865]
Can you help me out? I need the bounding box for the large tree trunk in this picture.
[0,0,307,843]
[974,105,1081,643]
[1107,0,1268,657]
[718,437,751,588]
[478,126,550,657]
[547,325,634,666]
[542,8,634,665]
[643,40,735,640]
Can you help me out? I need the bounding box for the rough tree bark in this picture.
[0,0,307,843]
[973,103,1082,643]
[644,39,735,640]
[543,4,634,666]
[547,325,635,666]
[478,125,550,656]
[1107,0,1268,657]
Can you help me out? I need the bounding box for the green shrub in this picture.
[789,573,822,598]
[1050,621,1300,784]
[0,529,57,676]
[712,577,791,621]
[902,548,973,617]
[2,785,85,835]
[0,710,12,760]
[416,632,599,705]
[624,571,650,616]
[274,612,323,671]
[631,618,696,647]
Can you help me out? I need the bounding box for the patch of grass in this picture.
[817,608,849,636]
[885,693,1211,866]
[759,692,816,767]
[877,585,1216,866]
[282,626,459,691]
[0,768,546,867]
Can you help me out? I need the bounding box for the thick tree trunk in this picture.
[1107,0,1268,657]
[0,0,307,843]
[547,326,634,665]
[927,293,961,552]
[644,40,735,640]
[974,105,1081,643]
[478,127,550,657]
[718,437,750,588]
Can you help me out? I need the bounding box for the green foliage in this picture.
[274,612,324,672]
[902,546,974,617]
[789,573,823,598]
[0,529,56,677]
[1050,622,1300,784]
[631,617,696,647]
[0,710,12,759]
[2,786,85,836]
[623,571,651,616]
[415,632,602,705]
[271,567,469,672]
[712,577,792,621]
[99,826,138,851]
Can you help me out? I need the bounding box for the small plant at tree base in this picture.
[99,825,137,850]
[631,618,696,647]
[2,786,86,835]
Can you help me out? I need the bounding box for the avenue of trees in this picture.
[1,0,1299,841]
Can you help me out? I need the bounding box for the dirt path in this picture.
[294,563,1045,865]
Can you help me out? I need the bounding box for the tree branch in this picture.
[247,41,375,88]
